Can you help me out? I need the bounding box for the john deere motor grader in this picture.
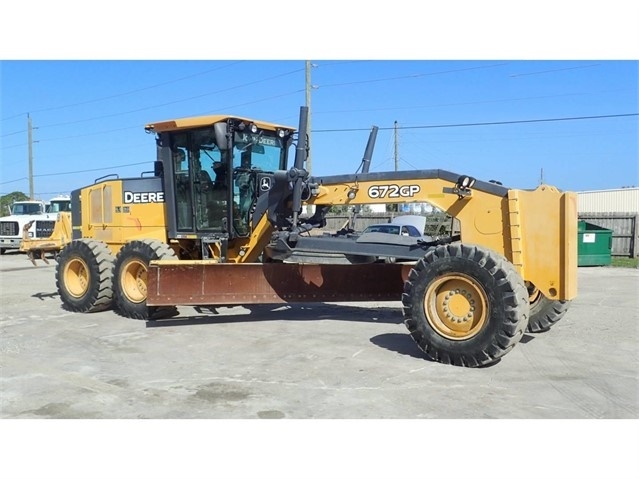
[55,106,577,367]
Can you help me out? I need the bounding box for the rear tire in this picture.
[526,285,570,333]
[113,239,177,320]
[55,239,115,312]
[402,243,529,367]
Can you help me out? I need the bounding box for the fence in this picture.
[578,213,638,258]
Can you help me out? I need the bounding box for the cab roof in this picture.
[145,114,296,134]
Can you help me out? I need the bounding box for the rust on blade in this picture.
[146,262,413,306]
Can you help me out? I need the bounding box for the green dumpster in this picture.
[578,220,613,266]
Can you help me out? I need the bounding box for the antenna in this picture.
[394,121,399,172]
[28,114,34,199]
[291,106,309,229]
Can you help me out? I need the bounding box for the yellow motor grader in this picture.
[53,107,577,367]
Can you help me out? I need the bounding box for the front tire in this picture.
[113,239,177,320]
[402,243,529,367]
[55,239,115,312]
[526,285,570,333]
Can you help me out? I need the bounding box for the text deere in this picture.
[124,191,165,204]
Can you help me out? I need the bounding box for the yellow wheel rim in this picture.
[120,258,147,304]
[64,257,90,298]
[424,273,488,340]
[528,283,541,305]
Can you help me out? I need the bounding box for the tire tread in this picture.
[402,243,528,367]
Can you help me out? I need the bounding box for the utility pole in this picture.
[28,114,34,199]
[540,167,544,185]
[394,121,399,171]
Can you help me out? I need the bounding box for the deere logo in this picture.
[259,177,272,191]
[124,191,165,204]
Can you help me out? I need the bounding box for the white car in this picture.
[355,216,433,263]
[361,222,430,241]
[362,215,433,241]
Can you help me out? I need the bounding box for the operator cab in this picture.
[146,115,295,242]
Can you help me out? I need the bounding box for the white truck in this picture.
[0,196,71,255]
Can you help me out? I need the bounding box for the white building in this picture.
[578,187,639,214]
[577,187,638,258]
[368,202,435,214]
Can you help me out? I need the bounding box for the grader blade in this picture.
[146,261,413,306]
[19,212,72,266]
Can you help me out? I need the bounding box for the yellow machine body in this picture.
[73,178,167,256]
[19,212,73,265]
[304,178,578,301]
[53,107,578,368]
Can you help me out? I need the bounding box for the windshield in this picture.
[12,203,43,215]
[364,224,401,235]
[168,126,289,235]
[231,131,287,235]
[232,131,286,172]
[47,200,71,213]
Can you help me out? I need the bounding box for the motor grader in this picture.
[54,106,577,367]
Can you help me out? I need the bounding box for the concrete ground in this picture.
[2,250,637,478]
[1,250,637,420]
[0,252,639,419]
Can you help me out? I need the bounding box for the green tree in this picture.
[0,191,29,216]
[329,205,350,214]
[386,203,400,213]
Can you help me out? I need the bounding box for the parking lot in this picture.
[1,249,637,420]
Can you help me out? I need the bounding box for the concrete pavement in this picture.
[1,251,637,419]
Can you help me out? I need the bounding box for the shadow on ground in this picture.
[147,303,404,328]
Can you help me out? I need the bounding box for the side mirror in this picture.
[214,122,229,151]
[154,160,163,177]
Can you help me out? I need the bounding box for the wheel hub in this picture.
[65,258,89,298]
[425,274,488,340]
[121,259,147,303]
[442,288,476,323]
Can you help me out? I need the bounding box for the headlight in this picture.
[456,175,476,190]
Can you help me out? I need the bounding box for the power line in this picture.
[0,61,246,122]
[1,71,306,149]
[1,88,305,149]
[510,63,601,78]
[34,161,150,177]
[32,67,305,130]
[0,177,28,185]
[3,111,635,186]
[311,89,635,116]
[2,112,635,185]
[3,63,507,135]
[317,62,509,88]
[313,113,639,133]
[0,161,150,185]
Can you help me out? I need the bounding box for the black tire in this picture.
[0,248,5,255]
[402,243,529,368]
[55,239,115,312]
[113,239,177,320]
[526,286,571,333]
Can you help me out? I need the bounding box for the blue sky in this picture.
[1,59,636,200]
